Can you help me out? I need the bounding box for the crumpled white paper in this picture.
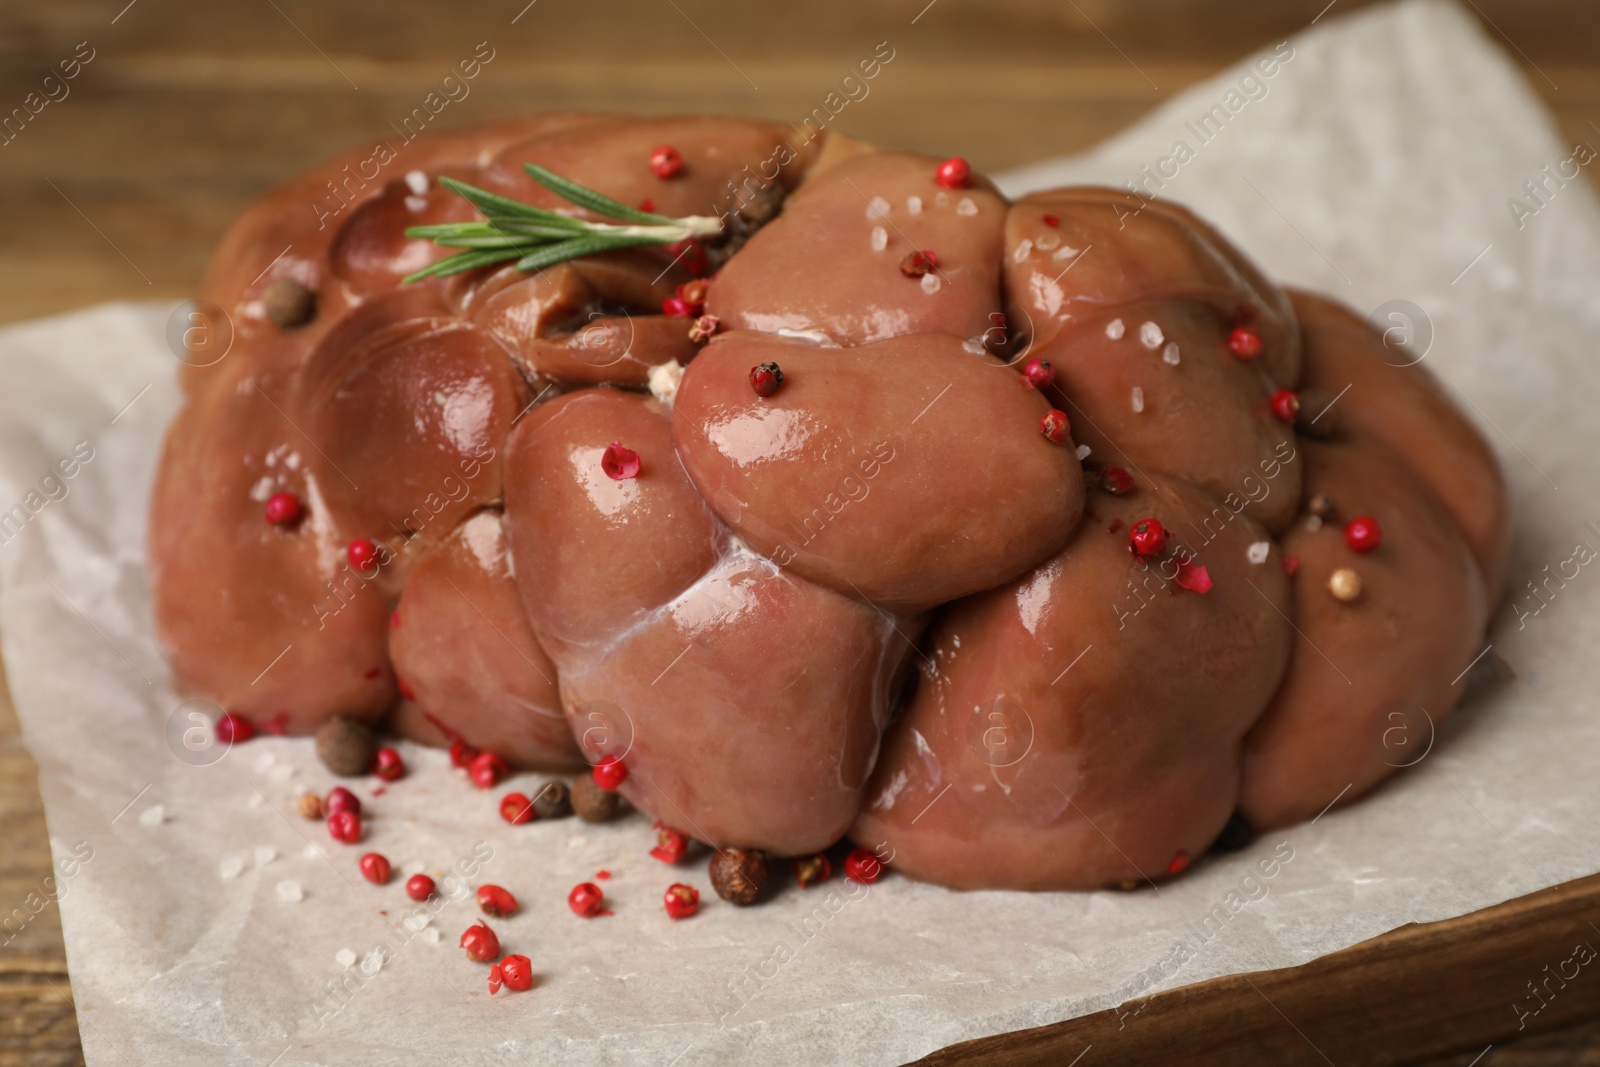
[4,1,1599,1062]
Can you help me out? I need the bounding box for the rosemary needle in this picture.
[402,163,723,283]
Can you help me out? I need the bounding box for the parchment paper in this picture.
[5,1,1600,1062]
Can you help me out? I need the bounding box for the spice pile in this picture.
[260,714,888,995]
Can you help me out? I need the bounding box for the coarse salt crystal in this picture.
[276,879,304,903]
[423,928,441,945]
[870,225,887,252]
[921,273,942,294]
[303,843,322,860]
[1140,321,1164,349]
[255,846,276,868]
[867,195,891,220]
[219,855,245,880]
[935,191,950,206]
[906,195,922,214]
[1036,232,1061,251]
[404,195,428,213]
[1012,239,1033,264]
[403,911,431,933]
[1131,386,1145,413]
[360,949,386,976]
[1052,244,1077,261]
[956,197,978,216]
[335,949,357,968]
[1247,541,1271,565]
[1306,515,1323,533]
[1162,342,1181,366]
[647,361,683,405]
[140,804,165,827]
[1075,444,1091,460]
[1106,318,1125,340]
[404,170,429,196]
[962,338,987,356]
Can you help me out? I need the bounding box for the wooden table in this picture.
[2,1,1597,1063]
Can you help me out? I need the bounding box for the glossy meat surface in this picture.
[150,115,1507,885]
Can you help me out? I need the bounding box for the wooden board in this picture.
[915,871,1600,1066]
[2,1,1597,1063]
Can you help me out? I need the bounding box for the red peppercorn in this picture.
[1130,518,1169,558]
[469,750,509,790]
[1040,409,1071,444]
[264,491,303,527]
[1228,326,1263,359]
[1283,554,1300,576]
[215,711,255,745]
[1270,389,1300,424]
[1344,515,1383,553]
[749,361,784,398]
[326,810,361,844]
[639,197,656,213]
[405,874,436,901]
[664,883,700,919]
[498,953,534,992]
[650,822,689,864]
[1174,559,1213,594]
[935,157,971,189]
[666,237,708,276]
[477,884,518,918]
[592,755,628,792]
[568,882,605,918]
[1021,358,1055,390]
[487,963,503,996]
[1042,213,1060,227]
[500,791,534,824]
[687,314,720,344]
[359,852,391,884]
[347,538,380,572]
[448,738,478,769]
[899,249,938,277]
[324,786,361,817]
[460,921,500,962]
[678,279,709,308]
[601,443,640,481]
[1167,850,1191,875]
[1099,468,1135,495]
[844,848,884,884]
[661,295,694,318]
[371,747,405,781]
[649,144,684,179]
[793,853,832,888]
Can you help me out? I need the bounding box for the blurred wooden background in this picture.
[2,0,1599,1063]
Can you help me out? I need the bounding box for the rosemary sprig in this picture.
[402,163,723,283]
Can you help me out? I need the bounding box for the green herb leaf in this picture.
[436,176,590,229]
[513,234,663,273]
[401,248,523,283]
[521,163,676,225]
[403,165,725,284]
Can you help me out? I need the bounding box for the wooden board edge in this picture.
[913,872,1600,1066]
